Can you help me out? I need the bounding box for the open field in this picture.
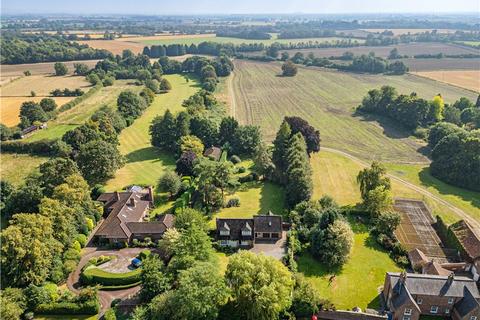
[1,96,74,127]
[411,70,480,92]
[280,42,480,59]
[105,75,198,192]
[310,150,474,225]
[1,59,99,79]
[24,80,137,142]
[0,153,48,185]
[1,74,90,97]
[298,217,402,310]
[384,163,480,224]
[403,58,480,71]
[361,28,458,35]
[230,59,477,163]
[79,35,364,55]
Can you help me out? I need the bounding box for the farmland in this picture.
[280,42,480,59]
[361,28,458,35]
[24,80,138,141]
[78,35,364,55]
[0,74,91,126]
[229,59,477,162]
[402,58,480,71]
[105,75,198,192]
[411,70,480,92]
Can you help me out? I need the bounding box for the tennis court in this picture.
[394,198,456,261]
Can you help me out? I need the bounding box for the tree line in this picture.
[1,32,112,64]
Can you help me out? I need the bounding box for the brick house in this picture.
[216,214,283,248]
[450,220,480,282]
[94,187,174,245]
[383,272,480,320]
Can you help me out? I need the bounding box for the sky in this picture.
[2,0,479,15]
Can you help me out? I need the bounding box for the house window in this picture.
[241,240,250,246]
[404,308,412,315]
[262,233,270,238]
[220,240,228,246]
[470,317,477,320]
[402,317,410,320]
[220,230,230,236]
[447,297,454,304]
[417,298,422,305]
[271,232,279,238]
[430,306,438,314]
[241,230,251,236]
[445,309,450,314]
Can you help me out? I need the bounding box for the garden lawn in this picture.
[105,75,198,192]
[208,181,285,229]
[297,219,402,310]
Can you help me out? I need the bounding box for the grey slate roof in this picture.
[390,282,419,312]
[216,218,254,241]
[253,215,282,233]
[387,272,480,298]
[455,287,480,318]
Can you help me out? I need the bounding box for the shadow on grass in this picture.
[367,294,382,310]
[418,167,480,210]
[259,181,285,216]
[297,253,344,278]
[124,147,175,165]
[353,111,412,140]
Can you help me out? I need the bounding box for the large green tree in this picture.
[77,140,124,185]
[38,158,80,196]
[225,251,294,320]
[272,120,292,183]
[140,254,171,301]
[1,213,62,287]
[356,161,391,202]
[285,132,313,207]
[150,109,177,152]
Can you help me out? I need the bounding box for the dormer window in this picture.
[430,306,438,314]
[404,308,412,315]
[220,230,230,236]
[447,297,454,304]
[417,298,422,305]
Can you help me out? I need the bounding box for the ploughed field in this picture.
[230,60,477,163]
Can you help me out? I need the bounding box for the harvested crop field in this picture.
[280,42,479,59]
[25,80,137,141]
[403,58,480,71]
[230,60,477,162]
[0,75,91,126]
[393,199,457,262]
[0,59,99,79]
[0,153,48,185]
[411,70,480,92]
[1,96,74,127]
[77,39,146,55]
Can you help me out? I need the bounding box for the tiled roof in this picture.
[95,192,149,239]
[126,221,168,234]
[455,286,480,317]
[253,215,282,233]
[387,272,480,298]
[408,248,429,266]
[422,261,452,276]
[216,218,254,241]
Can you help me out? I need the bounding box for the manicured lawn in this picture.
[0,153,48,185]
[209,181,285,229]
[105,75,199,192]
[385,163,480,224]
[297,218,403,310]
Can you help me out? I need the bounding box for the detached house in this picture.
[94,187,174,245]
[216,214,283,248]
[383,272,480,320]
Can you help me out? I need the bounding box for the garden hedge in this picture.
[35,300,99,315]
[81,266,141,286]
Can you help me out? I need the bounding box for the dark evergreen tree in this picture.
[285,133,313,207]
[150,110,178,152]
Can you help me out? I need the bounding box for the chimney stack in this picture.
[147,186,154,206]
[129,197,135,207]
[447,273,454,285]
[114,191,120,202]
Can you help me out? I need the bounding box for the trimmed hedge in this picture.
[1,139,58,155]
[100,281,142,290]
[81,266,141,286]
[35,300,99,315]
